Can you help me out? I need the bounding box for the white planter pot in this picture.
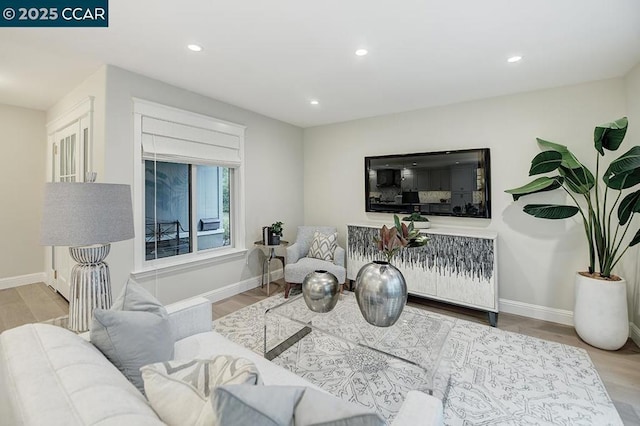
[402,220,430,229]
[574,272,629,350]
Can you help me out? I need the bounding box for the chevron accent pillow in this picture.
[141,356,262,426]
[307,231,337,261]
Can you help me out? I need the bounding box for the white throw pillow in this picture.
[307,231,337,261]
[141,356,262,426]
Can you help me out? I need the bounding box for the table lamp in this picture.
[40,181,134,332]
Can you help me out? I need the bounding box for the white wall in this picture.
[0,104,46,283]
[624,62,640,342]
[303,78,628,318]
[103,66,304,303]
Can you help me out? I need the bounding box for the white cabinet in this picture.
[450,165,477,191]
[428,168,451,190]
[347,224,499,326]
[416,168,430,190]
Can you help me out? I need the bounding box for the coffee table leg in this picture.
[265,325,312,361]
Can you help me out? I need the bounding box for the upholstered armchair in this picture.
[284,226,346,298]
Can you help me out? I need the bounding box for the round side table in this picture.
[254,240,288,296]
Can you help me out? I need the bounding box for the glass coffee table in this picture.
[264,292,453,410]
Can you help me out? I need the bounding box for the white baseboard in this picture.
[631,322,640,347]
[499,298,574,326]
[198,269,284,304]
[0,272,47,290]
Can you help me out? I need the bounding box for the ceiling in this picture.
[1,0,639,128]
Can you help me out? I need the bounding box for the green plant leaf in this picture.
[605,146,640,176]
[603,168,640,190]
[559,165,595,194]
[630,229,640,247]
[537,138,582,169]
[523,204,580,219]
[617,190,640,225]
[594,117,628,155]
[393,215,401,232]
[529,151,562,176]
[505,176,564,201]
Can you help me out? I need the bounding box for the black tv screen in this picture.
[365,148,491,218]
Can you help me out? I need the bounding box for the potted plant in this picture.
[355,216,428,327]
[505,117,638,350]
[269,221,283,245]
[402,212,431,229]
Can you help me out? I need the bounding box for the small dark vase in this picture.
[354,260,407,327]
[268,231,280,245]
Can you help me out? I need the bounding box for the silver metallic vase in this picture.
[355,261,407,327]
[302,270,340,313]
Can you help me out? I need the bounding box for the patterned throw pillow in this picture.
[307,231,337,261]
[141,356,262,426]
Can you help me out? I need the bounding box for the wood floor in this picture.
[1,281,638,424]
[0,283,68,332]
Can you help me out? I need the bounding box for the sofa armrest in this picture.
[166,297,213,342]
[391,391,443,426]
[286,242,304,265]
[77,297,212,343]
[333,246,345,268]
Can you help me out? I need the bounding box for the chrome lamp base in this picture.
[68,244,113,332]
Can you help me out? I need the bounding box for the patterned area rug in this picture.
[213,292,622,425]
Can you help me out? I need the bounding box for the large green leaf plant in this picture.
[506,117,640,279]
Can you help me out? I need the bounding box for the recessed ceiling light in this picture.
[355,49,368,56]
[310,100,319,105]
[187,44,203,52]
[507,55,523,63]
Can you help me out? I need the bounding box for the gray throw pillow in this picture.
[209,385,384,426]
[294,387,385,426]
[90,280,174,393]
[211,385,305,426]
[111,278,166,315]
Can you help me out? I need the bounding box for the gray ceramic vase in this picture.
[302,270,340,313]
[355,260,407,327]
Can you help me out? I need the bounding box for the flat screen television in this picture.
[365,148,491,218]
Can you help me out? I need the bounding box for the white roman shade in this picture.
[141,116,242,167]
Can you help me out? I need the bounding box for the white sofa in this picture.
[0,297,443,425]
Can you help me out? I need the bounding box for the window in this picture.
[133,99,246,272]
[145,161,231,260]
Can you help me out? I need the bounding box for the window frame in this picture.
[132,99,246,275]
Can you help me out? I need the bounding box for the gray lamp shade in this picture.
[40,182,135,247]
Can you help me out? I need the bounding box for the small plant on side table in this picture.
[269,221,284,245]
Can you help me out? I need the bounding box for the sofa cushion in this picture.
[141,356,262,426]
[307,231,337,261]
[211,385,304,426]
[0,324,163,426]
[285,257,346,284]
[91,280,174,394]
